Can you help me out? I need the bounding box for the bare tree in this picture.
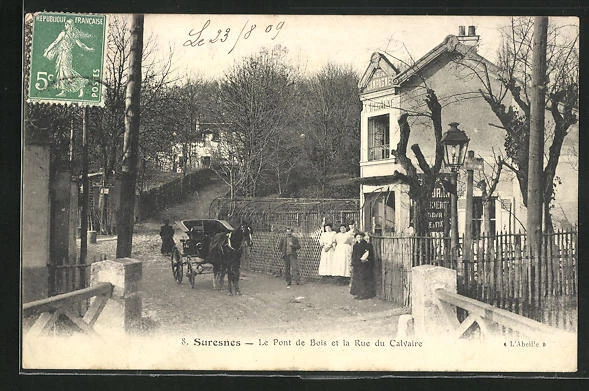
[455,17,578,232]
[268,125,303,196]
[89,15,177,186]
[217,45,297,197]
[475,150,506,234]
[210,128,246,201]
[392,90,445,236]
[298,64,362,196]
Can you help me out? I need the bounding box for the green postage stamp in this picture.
[27,12,107,106]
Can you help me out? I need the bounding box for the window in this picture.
[472,196,496,237]
[368,114,390,161]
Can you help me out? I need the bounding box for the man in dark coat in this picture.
[350,232,376,300]
[159,219,175,255]
[278,227,301,287]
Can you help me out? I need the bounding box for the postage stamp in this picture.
[27,12,107,106]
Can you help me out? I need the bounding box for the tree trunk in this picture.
[413,191,433,237]
[543,198,554,233]
[79,106,89,289]
[449,171,459,252]
[116,14,144,258]
[516,167,529,207]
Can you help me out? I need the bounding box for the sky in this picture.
[142,14,578,81]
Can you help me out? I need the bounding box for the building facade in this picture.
[157,123,226,172]
[357,26,578,236]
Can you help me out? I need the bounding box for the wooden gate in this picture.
[372,236,412,307]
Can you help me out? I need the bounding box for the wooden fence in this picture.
[371,236,412,307]
[435,288,575,341]
[23,282,113,337]
[49,254,108,296]
[459,230,577,331]
[239,228,577,331]
[374,230,577,331]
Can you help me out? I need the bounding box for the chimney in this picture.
[457,25,479,48]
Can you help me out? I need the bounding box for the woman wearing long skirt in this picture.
[332,224,352,278]
[318,223,337,276]
[350,232,376,300]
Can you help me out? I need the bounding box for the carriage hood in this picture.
[176,219,234,234]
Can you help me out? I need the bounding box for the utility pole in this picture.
[528,16,548,312]
[69,116,75,163]
[116,14,144,258]
[449,170,459,254]
[79,105,89,289]
[463,150,475,287]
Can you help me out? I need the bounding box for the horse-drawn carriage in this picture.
[170,219,253,295]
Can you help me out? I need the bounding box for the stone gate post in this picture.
[90,258,142,333]
[411,265,457,337]
[22,120,51,302]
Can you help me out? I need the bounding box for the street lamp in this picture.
[441,122,470,171]
[441,122,470,256]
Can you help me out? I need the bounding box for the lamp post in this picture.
[440,122,470,256]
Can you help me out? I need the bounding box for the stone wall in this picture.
[22,126,50,302]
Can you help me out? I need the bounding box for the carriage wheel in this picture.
[171,248,183,284]
[186,260,195,289]
[195,263,204,274]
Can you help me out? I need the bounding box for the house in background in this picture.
[158,122,226,172]
[357,25,578,236]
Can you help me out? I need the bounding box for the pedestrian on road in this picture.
[159,219,175,255]
[350,232,376,300]
[278,227,301,287]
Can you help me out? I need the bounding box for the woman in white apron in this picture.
[318,223,337,276]
[332,224,352,278]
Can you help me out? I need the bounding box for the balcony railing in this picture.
[368,145,390,161]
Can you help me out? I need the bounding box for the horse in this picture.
[208,223,253,295]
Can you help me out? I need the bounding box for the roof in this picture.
[359,35,501,94]
[358,51,401,92]
[408,36,501,86]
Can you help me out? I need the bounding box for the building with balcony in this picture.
[357,26,578,236]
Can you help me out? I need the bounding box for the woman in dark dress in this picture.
[159,219,175,255]
[350,232,376,300]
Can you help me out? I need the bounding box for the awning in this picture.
[345,173,407,186]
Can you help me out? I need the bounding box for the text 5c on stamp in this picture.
[27,12,107,106]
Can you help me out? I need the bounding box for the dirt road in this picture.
[86,175,405,338]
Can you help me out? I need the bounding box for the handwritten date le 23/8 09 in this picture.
[183,19,285,54]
